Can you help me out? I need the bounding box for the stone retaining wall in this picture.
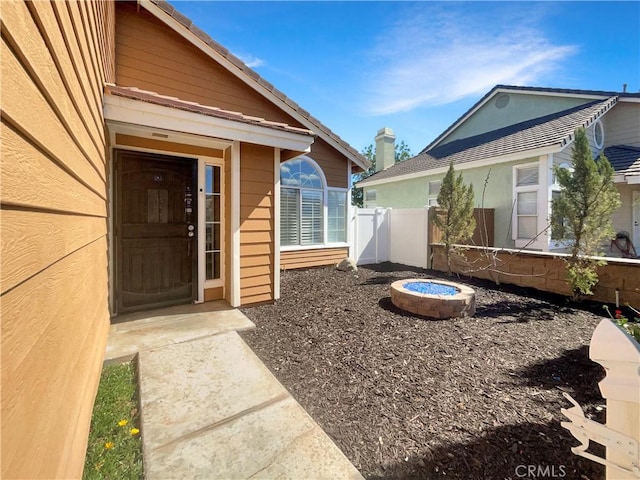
[431,245,640,307]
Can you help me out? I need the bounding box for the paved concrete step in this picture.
[106,301,254,363]
[138,332,363,479]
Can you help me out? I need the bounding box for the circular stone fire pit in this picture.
[390,279,476,319]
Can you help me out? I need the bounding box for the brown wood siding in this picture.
[0,1,113,478]
[281,247,349,270]
[428,208,495,247]
[115,2,290,126]
[115,2,352,188]
[204,286,224,302]
[307,138,349,188]
[240,143,274,304]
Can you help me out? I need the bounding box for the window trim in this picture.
[280,156,350,250]
[364,189,377,208]
[512,162,540,243]
[427,179,442,206]
[203,160,224,289]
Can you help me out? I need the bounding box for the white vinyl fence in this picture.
[352,207,430,269]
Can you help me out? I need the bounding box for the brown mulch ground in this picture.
[240,263,608,480]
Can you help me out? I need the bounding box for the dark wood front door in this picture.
[115,150,197,313]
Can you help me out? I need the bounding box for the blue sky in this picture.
[174,1,640,156]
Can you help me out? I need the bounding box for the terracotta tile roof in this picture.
[105,85,315,136]
[144,0,369,169]
[359,97,617,185]
[605,145,640,176]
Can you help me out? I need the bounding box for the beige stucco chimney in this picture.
[375,127,396,172]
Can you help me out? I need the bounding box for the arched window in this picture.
[280,157,347,246]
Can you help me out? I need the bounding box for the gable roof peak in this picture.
[138,0,369,170]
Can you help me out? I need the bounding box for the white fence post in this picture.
[591,320,640,479]
[561,319,640,478]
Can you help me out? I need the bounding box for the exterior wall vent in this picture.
[495,94,510,109]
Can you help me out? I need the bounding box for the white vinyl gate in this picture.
[352,207,430,269]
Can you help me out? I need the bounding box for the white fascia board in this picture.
[359,145,563,188]
[618,97,640,104]
[626,175,640,184]
[103,94,314,153]
[138,0,367,170]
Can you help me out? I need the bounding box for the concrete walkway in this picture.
[106,302,363,479]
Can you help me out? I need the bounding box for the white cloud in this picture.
[364,4,577,115]
[236,53,265,69]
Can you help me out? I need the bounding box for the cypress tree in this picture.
[433,162,475,275]
[551,127,621,298]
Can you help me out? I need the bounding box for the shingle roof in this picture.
[144,0,369,170]
[359,97,617,185]
[423,84,639,152]
[105,85,314,136]
[605,145,640,176]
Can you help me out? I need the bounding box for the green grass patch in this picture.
[84,362,143,479]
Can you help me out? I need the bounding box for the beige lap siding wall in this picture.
[281,248,349,270]
[431,245,640,306]
[240,144,276,305]
[1,1,114,477]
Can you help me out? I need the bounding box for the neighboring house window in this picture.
[280,157,347,247]
[427,180,441,206]
[552,161,572,185]
[364,189,377,208]
[593,119,604,150]
[513,164,539,240]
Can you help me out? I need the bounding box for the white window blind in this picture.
[516,166,539,186]
[301,190,323,245]
[517,191,537,239]
[280,188,299,246]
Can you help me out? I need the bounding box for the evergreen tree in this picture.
[433,162,475,274]
[551,127,621,298]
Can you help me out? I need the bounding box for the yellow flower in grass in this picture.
[118,419,128,427]
[130,428,140,436]
[104,442,114,450]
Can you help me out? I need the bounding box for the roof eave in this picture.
[358,144,563,188]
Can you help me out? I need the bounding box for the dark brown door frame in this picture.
[114,149,198,313]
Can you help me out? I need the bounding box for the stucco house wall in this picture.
[366,157,544,250]
[361,86,639,255]
[439,93,589,146]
